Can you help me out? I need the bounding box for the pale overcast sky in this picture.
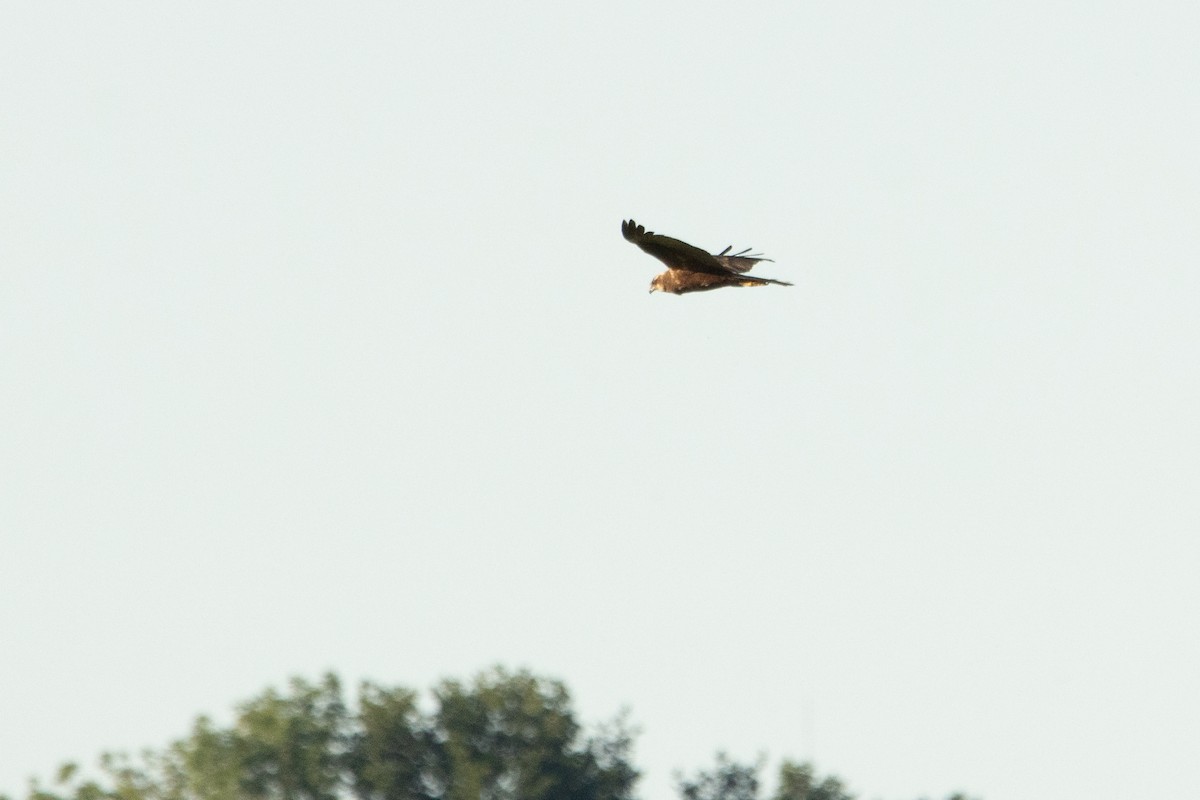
[2,3,1198,800]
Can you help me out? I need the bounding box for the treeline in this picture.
[8,667,974,800]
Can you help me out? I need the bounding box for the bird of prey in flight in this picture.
[621,219,792,295]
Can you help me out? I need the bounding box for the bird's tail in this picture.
[715,248,774,274]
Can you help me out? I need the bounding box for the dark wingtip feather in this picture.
[621,219,647,242]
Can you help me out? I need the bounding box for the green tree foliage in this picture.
[676,752,760,800]
[347,683,433,800]
[773,760,853,800]
[430,669,635,800]
[678,755,978,800]
[23,668,637,800]
[236,674,348,800]
[16,670,975,800]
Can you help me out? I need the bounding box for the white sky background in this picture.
[2,3,1198,799]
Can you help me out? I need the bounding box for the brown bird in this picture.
[621,219,791,295]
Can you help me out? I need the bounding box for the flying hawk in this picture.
[621,219,791,294]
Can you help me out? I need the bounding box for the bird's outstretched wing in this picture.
[621,219,730,276]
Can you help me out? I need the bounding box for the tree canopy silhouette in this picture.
[13,668,635,800]
[9,668,974,800]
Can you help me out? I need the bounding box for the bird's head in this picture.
[648,275,665,294]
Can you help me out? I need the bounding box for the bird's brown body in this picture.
[621,219,791,294]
